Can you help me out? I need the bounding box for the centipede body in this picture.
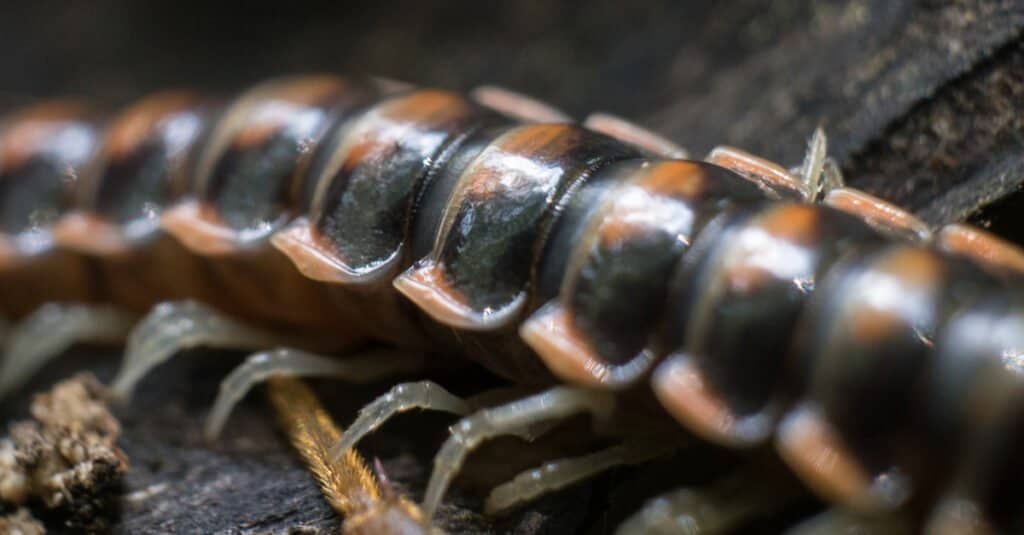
[3,74,1024,532]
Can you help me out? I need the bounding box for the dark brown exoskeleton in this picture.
[2,75,1024,534]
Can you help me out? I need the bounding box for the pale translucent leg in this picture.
[204,348,426,441]
[797,127,828,201]
[329,380,473,461]
[0,303,135,398]
[421,386,616,518]
[485,438,678,515]
[784,508,914,535]
[615,467,806,535]
[925,496,999,535]
[330,382,542,461]
[110,300,292,400]
[786,127,846,202]
[821,157,846,195]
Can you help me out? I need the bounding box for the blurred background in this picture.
[0,0,802,118]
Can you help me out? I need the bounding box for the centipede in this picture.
[2,74,1023,534]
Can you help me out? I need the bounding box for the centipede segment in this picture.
[0,101,103,317]
[3,75,1024,533]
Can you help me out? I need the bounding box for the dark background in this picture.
[0,1,801,119]
[3,1,1024,533]
[4,0,1023,220]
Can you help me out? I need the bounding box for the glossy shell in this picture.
[3,75,1024,531]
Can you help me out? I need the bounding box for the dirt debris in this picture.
[0,373,126,531]
[0,508,45,535]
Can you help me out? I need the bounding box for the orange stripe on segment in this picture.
[393,262,526,331]
[877,246,944,288]
[51,212,135,257]
[313,90,475,207]
[938,224,1024,275]
[520,304,610,387]
[521,303,659,389]
[637,160,709,198]
[383,90,474,124]
[103,91,199,160]
[706,145,809,198]
[461,125,574,201]
[160,199,241,256]
[232,109,292,149]
[583,113,688,158]
[593,190,657,248]
[843,247,943,343]
[846,307,905,346]
[471,85,572,124]
[824,187,931,241]
[271,217,391,285]
[758,203,821,244]
[0,100,88,170]
[231,77,348,150]
[593,161,712,247]
[652,354,772,448]
[776,403,890,512]
[498,124,578,156]
[278,76,350,103]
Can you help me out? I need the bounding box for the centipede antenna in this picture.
[266,376,434,535]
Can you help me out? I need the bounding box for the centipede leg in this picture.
[582,112,689,158]
[329,380,473,460]
[797,127,846,197]
[823,187,933,241]
[615,465,807,535]
[330,382,539,460]
[109,300,295,400]
[783,509,914,535]
[924,497,996,535]
[794,127,828,200]
[204,348,426,440]
[705,145,810,198]
[0,303,135,398]
[820,157,845,194]
[484,438,676,515]
[470,85,573,123]
[421,386,615,518]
